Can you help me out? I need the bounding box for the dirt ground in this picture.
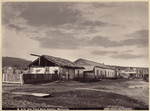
[2,79,149,110]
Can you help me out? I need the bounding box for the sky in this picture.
[2,2,149,67]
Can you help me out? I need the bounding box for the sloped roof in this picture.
[74,58,104,66]
[74,58,114,71]
[95,65,115,70]
[29,55,84,69]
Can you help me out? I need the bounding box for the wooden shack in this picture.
[74,58,117,80]
[25,55,84,83]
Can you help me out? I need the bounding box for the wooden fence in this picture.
[2,73,23,84]
[2,73,59,84]
[22,74,59,84]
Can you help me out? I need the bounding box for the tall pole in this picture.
[39,56,40,66]
[30,54,42,66]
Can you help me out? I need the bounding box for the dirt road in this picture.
[2,79,149,109]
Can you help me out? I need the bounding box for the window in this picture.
[45,67,49,74]
[78,70,80,74]
[101,71,102,75]
[105,71,106,77]
[36,69,41,73]
[54,70,58,74]
[97,70,99,75]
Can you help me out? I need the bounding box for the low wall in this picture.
[22,74,59,84]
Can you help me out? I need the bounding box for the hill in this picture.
[2,57,32,69]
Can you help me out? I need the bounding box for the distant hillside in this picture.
[2,57,32,69]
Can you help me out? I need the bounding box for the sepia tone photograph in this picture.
[2,1,149,110]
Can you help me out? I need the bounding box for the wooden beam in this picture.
[30,54,42,57]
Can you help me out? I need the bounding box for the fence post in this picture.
[2,73,4,82]
[20,74,24,85]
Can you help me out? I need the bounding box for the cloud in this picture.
[9,24,23,33]
[89,29,148,48]
[91,49,146,60]
[122,50,133,53]
[2,2,28,25]
[80,20,108,27]
[92,2,116,8]
[89,36,121,47]
[122,38,148,47]
[91,50,118,55]
[125,29,148,39]
[33,30,86,50]
[72,20,109,34]
[19,2,80,27]
[111,54,144,59]
[123,29,148,47]
[33,28,148,50]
